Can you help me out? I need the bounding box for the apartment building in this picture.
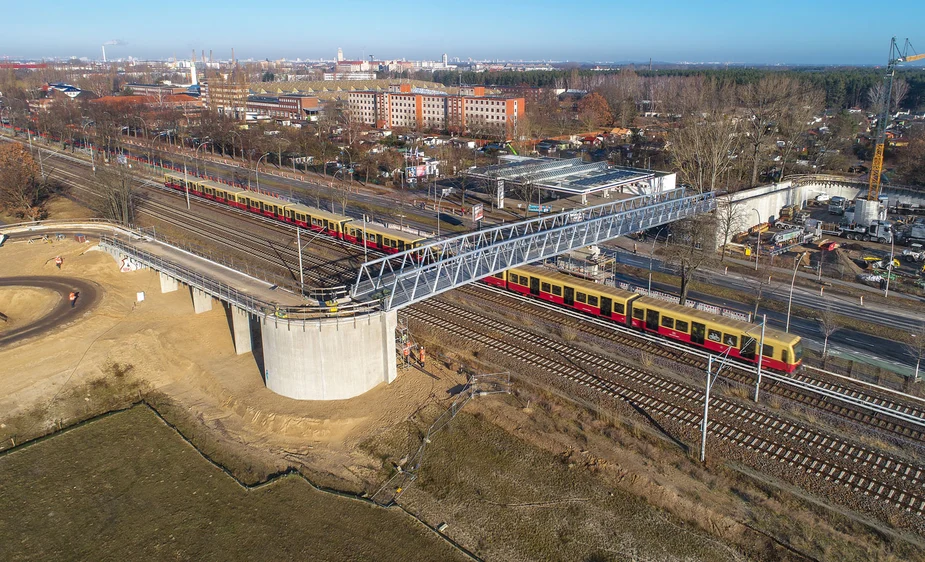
[348,84,524,136]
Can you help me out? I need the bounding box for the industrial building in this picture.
[348,84,524,135]
[467,156,677,207]
[245,94,320,121]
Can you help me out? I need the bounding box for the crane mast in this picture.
[868,37,925,200]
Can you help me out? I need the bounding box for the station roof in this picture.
[467,156,659,196]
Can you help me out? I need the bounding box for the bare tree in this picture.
[663,213,718,305]
[715,197,746,262]
[892,79,910,111]
[667,78,743,194]
[92,164,136,225]
[818,304,840,367]
[0,142,45,219]
[776,87,824,180]
[739,76,806,187]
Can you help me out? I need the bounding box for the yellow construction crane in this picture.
[868,37,925,200]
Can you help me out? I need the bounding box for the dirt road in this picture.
[0,276,99,346]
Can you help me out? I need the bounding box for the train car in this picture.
[283,203,351,238]
[631,297,802,373]
[504,266,640,325]
[236,190,288,220]
[343,222,426,253]
[494,264,802,373]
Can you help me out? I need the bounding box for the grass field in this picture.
[0,406,468,562]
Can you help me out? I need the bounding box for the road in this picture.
[0,276,100,347]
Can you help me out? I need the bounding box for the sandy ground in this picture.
[0,235,461,488]
[0,287,60,333]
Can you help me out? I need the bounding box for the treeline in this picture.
[421,68,925,111]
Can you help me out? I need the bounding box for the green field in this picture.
[0,407,468,562]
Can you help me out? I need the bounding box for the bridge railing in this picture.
[100,235,378,320]
[353,189,717,310]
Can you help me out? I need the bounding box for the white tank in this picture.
[854,199,880,227]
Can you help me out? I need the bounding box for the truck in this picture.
[811,219,893,243]
[828,196,847,215]
[896,224,925,246]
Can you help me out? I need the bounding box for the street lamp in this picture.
[255,152,270,192]
[884,234,895,298]
[785,252,808,333]
[182,141,210,210]
[752,208,761,271]
[648,227,670,294]
[436,191,446,237]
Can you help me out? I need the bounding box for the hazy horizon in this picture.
[2,0,923,66]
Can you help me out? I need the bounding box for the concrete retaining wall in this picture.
[261,309,398,400]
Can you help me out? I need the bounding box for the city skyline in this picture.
[3,0,923,65]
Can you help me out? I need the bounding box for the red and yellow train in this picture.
[486,265,803,373]
[164,173,426,254]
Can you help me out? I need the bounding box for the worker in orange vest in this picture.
[402,343,411,365]
[55,256,63,269]
[419,346,425,367]
[69,291,79,308]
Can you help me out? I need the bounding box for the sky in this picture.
[2,0,923,65]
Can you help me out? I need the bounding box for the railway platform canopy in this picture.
[467,156,676,205]
[352,187,716,311]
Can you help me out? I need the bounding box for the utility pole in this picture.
[753,314,767,403]
[296,227,304,294]
[700,356,715,463]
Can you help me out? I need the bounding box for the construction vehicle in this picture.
[809,218,893,243]
[902,246,925,262]
[828,196,847,215]
[896,224,925,246]
[866,37,925,203]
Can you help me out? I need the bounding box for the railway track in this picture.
[453,283,925,442]
[406,299,925,520]
[52,166,364,290]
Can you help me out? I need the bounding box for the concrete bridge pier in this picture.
[159,272,179,293]
[227,304,253,355]
[191,288,213,314]
[260,309,398,400]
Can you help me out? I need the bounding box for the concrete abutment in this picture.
[159,272,179,293]
[191,287,213,314]
[260,309,398,400]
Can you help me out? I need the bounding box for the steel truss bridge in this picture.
[352,188,717,310]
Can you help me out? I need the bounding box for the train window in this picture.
[740,337,756,359]
[782,349,789,364]
[552,285,562,296]
[661,316,674,329]
[793,341,803,361]
[675,320,688,333]
[614,303,625,314]
[541,282,551,293]
[708,329,721,343]
[632,308,644,320]
[761,345,775,358]
[723,333,738,347]
[494,272,504,279]
[587,295,598,306]
[576,292,587,304]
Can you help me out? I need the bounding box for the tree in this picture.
[667,78,743,194]
[715,197,746,262]
[663,214,717,305]
[818,304,840,367]
[576,92,612,132]
[0,143,44,219]
[739,76,806,186]
[92,164,136,225]
[896,128,925,186]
